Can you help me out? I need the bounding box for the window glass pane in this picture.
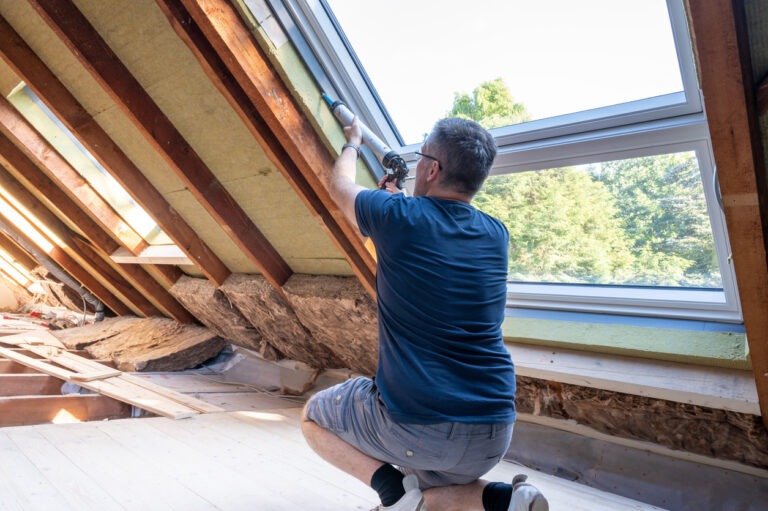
[473,151,722,289]
[326,0,683,145]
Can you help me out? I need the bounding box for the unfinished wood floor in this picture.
[0,379,666,511]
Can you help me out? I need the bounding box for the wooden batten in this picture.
[687,0,768,429]
[157,0,377,298]
[27,0,292,291]
[0,15,231,286]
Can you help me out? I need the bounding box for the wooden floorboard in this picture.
[0,401,667,510]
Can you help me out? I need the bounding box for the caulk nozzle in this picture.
[321,92,334,106]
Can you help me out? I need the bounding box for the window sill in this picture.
[503,317,758,415]
[502,311,747,369]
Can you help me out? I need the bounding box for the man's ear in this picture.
[426,161,440,181]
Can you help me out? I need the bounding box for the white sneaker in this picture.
[370,474,426,511]
[508,474,548,511]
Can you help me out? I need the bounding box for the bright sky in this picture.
[326,0,683,144]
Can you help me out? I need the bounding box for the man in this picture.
[301,115,548,511]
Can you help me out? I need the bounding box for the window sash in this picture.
[265,0,742,322]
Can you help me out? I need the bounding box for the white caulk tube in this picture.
[322,92,409,188]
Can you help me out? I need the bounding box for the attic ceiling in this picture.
[0,0,767,436]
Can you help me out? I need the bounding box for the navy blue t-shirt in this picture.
[355,189,516,424]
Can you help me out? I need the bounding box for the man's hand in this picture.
[344,117,363,146]
[378,175,404,194]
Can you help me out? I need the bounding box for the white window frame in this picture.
[265,0,742,323]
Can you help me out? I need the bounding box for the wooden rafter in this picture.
[0,96,148,255]
[0,230,37,271]
[0,95,180,290]
[0,139,196,322]
[0,14,230,287]
[0,169,151,317]
[687,0,768,429]
[155,0,377,297]
[0,207,130,316]
[0,267,31,296]
[28,0,292,290]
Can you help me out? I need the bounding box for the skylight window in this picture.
[258,0,741,322]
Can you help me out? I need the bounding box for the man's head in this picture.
[414,118,497,199]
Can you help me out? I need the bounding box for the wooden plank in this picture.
[0,394,131,427]
[35,419,225,511]
[28,0,293,291]
[3,330,223,412]
[0,332,65,348]
[508,343,760,415]
[2,427,125,511]
[118,373,225,414]
[0,374,64,396]
[0,153,194,322]
[0,344,201,419]
[110,245,192,266]
[687,0,768,429]
[156,0,377,297]
[0,359,44,373]
[0,14,230,286]
[0,430,77,511]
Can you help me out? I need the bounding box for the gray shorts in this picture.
[304,376,514,489]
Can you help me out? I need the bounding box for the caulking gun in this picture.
[322,92,410,190]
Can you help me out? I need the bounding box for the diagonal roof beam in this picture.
[0,95,148,256]
[0,158,154,317]
[0,135,195,322]
[155,0,376,297]
[0,94,179,290]
[0,14,230,287]
[687,0,768,430]
[0,230,37,272]
[28,0,292,290]
[0,205,130,316]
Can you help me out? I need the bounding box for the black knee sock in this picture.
[482,482,513,511]
[370,464,406,506]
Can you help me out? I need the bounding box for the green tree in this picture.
[592,153,720,287]
[474,169,634,283]
[446,79,720,288]
[448,78,530,129]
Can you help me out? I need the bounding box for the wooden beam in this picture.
[0,266,31,295]
[0,154,196,322]
[0,394,131,426]
[0,230,37,271]
[0,374,64,396]
[0,97,148,256]
[0,208,131,316]
[0,130,176,294]
[158,0,377,297]
[28,0,292,290]
[687,0,768,430]
[0,15,231,286]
